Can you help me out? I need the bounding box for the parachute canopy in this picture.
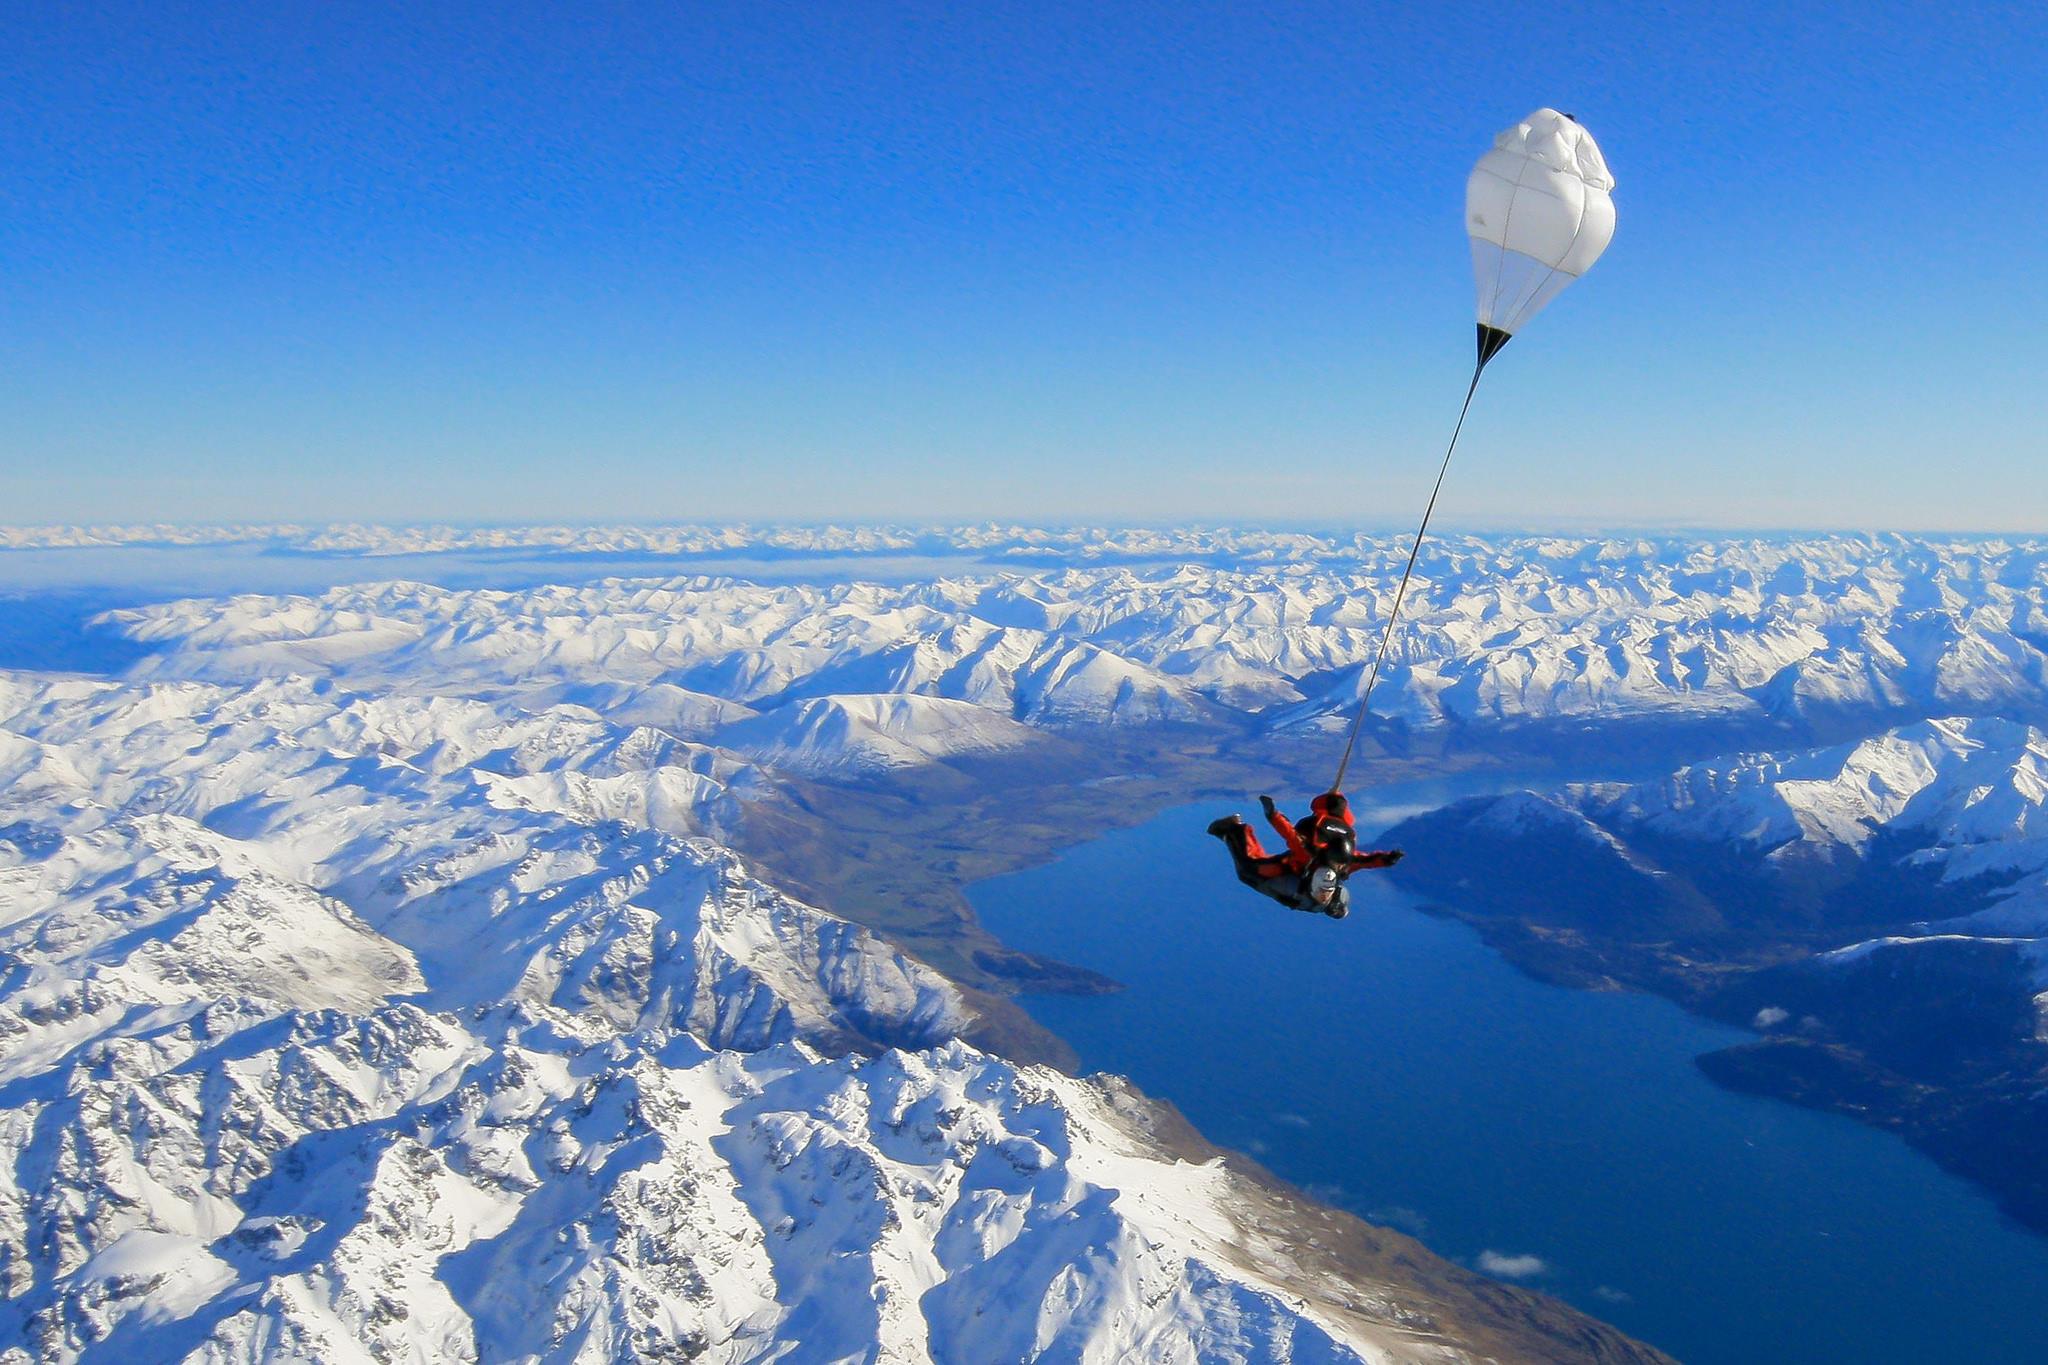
[1327,108,1619,796]
[1465,109,1615,363]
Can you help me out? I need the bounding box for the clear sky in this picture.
[4,1,2044,531]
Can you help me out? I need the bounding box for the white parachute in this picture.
[1465,108,1615,362]
[1326,109,1617,793]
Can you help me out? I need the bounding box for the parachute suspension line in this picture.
[1318,107,1612,793]
[1327,359,1489,794]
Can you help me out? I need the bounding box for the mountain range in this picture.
[0,660,1660,1362]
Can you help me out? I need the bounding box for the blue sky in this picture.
[3,1,2044,530]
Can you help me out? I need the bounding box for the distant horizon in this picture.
[4,517,2046,542]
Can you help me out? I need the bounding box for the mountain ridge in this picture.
[0,663,1667,1363]
[1387,716,2048,1232]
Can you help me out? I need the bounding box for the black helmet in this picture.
[1317,821,1357,865]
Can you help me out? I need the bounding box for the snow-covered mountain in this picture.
[22,524,2044,1358]
[0,525,309,550]
[1388,717,2048,1233]
[91,533,2048,741]
[1580,718,2048,1013]
[0,667,1656,1363]
[1410,715,2048,966]
[0,671,957,1059]
[721,694,1044,779]
[1596,716,2048,892]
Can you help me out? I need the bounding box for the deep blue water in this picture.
[971,778,2048,1364]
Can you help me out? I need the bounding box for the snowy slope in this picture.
[91,533,2048,736]
[1589,717,2048,917]
[1597,717,2048,874]
[721,693,1042,778]
[0,666,1646,1363]
[1509,718,2048,1007]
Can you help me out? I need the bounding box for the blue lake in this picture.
[971,778,2048,1364]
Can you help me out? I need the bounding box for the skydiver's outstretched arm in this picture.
[1260,795,1307,859]
[1349,850,1405,872]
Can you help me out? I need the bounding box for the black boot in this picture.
[1206,815,1245,839]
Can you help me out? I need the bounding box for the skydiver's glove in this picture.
[1259,794,1279,819]
[1386,849,1405,865]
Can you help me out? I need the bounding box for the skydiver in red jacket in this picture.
[1207,790,1402,918]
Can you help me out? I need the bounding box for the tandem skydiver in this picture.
[1207,791,1402,919]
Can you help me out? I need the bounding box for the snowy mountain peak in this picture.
[0,655,1654,1361]
[1608,716,2048,871]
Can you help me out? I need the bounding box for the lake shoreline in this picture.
[1422,900,2048,1240]
[970,788,2048,1365]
